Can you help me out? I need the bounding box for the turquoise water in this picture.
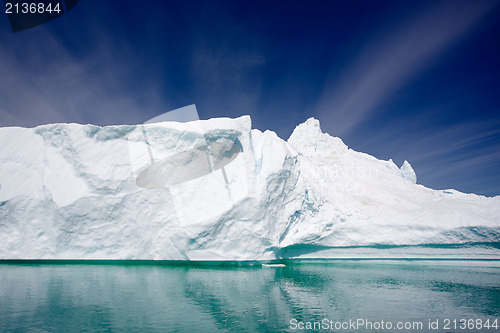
[0,261,499,332]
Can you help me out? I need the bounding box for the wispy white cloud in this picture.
[314,0,497,137]
[0,10,268,128]
[361,116,500,162]
[342,97,500,195]
[0,24,170,127]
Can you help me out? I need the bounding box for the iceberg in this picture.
[0,116,499,260]
[400,160,417,184]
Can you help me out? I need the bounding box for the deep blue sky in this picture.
[0,0,499,196]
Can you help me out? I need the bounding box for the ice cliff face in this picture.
[0,116,499,260]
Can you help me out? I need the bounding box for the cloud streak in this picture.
[0,22,171,127]
[0,6,267,128]
[351,112,500,195]
[315,1,497,137]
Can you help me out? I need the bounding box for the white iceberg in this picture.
[0,116,498,260]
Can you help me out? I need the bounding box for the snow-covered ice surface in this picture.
[0,116,499,260]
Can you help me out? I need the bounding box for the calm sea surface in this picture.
[0,261,499,332]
